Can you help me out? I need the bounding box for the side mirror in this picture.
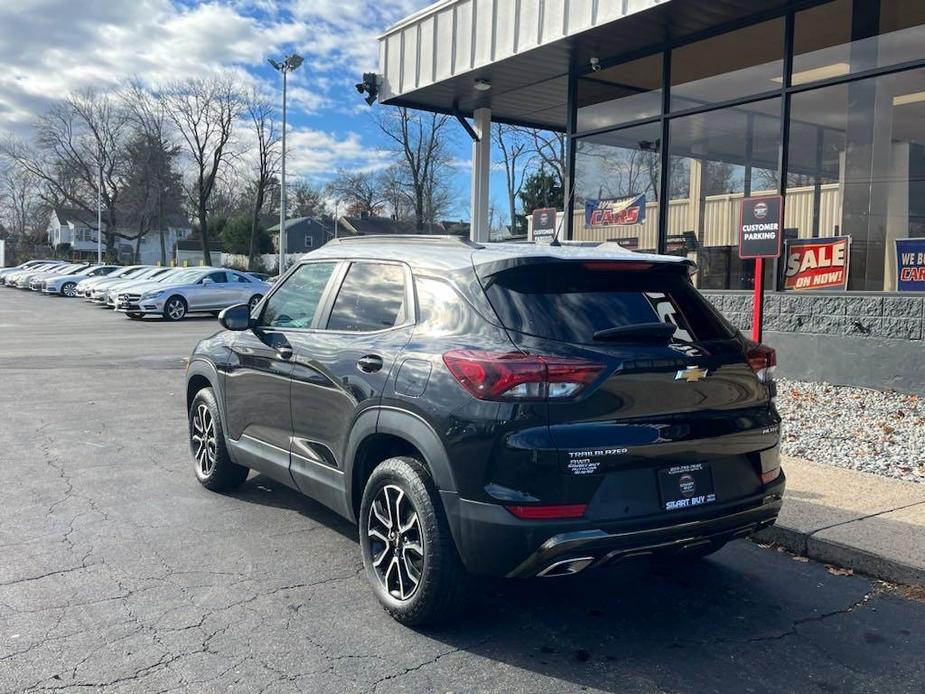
[218,303,252,331]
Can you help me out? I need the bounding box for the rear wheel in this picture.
[61,282,77,297]
[359,457,468,626]
[248,294,263,312]
[164,296,187,321]
[189,387,248,491]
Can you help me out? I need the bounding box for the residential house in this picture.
[268,217,333,253]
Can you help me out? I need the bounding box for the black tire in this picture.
[359,456,468,626]
[188,387,248,492]
[248,294,263,312]
[61,282,77,297]
[126,312,144,320]
[163,295,187,321]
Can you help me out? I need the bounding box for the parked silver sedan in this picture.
[96,267,179,305]
[76,265,147,298]
[41,265,119,296]
[115,268,269,321]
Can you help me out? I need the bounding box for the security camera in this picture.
[590,57,601,72]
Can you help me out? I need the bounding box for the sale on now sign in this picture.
[783,236,850,291]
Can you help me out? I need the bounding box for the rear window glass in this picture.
[482,262,734,344]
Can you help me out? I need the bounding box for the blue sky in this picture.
[0,0,505,221]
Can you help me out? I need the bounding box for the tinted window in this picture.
[327,263,406,332]
[482,263,734,344]
[260,262,336,328]
[229,273,252,283]
[202,271,227,283]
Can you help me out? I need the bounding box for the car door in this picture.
[223,261,340,487]
[193,270,227,310]
[227,271,257,305]
[286,261,414,506]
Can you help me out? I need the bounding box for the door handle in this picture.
[356,355,383,373]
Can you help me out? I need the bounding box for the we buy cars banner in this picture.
[896,238,925,291]
[783,236,850,291]
[584,194,646,227]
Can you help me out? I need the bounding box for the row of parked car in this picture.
[0,259,271,321]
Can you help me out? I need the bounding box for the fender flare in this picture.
[342,406,458,522]
[185,358,226,427]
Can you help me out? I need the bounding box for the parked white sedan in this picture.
[114,268,269,321]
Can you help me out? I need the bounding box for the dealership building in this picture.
[377,0,925,392]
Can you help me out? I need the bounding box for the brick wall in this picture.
[702,291,925,342]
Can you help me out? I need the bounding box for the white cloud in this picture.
[286,127,392,179]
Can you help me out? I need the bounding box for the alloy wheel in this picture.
[367,484,424,601]
[62,283,76,297]
[248,294,262,311]
[190,404,216,477]
[166,298,186,320]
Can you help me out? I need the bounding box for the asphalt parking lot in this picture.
[2,290,924,693]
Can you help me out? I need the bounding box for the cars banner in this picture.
[783,236,850,291]
[584,194,646,227]
[896,238,925,291]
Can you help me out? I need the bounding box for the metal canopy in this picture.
[379,0,796,130]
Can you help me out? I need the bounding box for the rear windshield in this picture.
[481,262,735,345]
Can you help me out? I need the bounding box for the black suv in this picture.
[185,236,784,625]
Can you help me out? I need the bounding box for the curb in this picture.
[753,524,925,588]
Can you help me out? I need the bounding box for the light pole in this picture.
[269,53,304,276]
[97,146,103,264]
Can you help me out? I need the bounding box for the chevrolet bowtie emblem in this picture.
[676,366,709,383]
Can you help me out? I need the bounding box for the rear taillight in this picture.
[505,504,588,520]
[760,467,782,485]
[746,342,776,384]
[442,350,603,401]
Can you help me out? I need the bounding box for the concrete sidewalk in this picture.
[754,456,925,586]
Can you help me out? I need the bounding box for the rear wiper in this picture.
[592,322,676,342]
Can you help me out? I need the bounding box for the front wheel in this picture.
[359,457,468,626]
[61,282,77,297]
[189,387,248,492]
[163,296,187,321]
[248,294,263,312]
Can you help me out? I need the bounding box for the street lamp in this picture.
[269,53,304,276]
[97,145,103,264]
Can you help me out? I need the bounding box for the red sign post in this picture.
[738,196,784,343]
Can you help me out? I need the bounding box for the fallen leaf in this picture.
[826,565,854,576]
[792,556,809,562]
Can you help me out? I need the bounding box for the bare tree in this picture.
[0,159,43,239]
[161,76,243,265]
[528,129,567,191]
[326,169,385,217]
[494,124,532,235]
[243,90,280,269]
[377,107,453,231]
[288,179,327,218]
[2,89,130,256]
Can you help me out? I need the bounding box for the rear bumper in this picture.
[442,471,785,577]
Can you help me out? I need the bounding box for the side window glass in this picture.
[326,263,406,332]
[259,262,337,328]
[414,277,475,336]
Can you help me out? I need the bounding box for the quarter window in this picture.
[326,262,407,332]
[260,262,337,328]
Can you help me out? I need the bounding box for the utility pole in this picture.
[97,145,103,264]
[269,54,304,276]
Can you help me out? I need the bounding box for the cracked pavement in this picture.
[2,290,925,693]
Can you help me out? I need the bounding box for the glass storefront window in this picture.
[793,0,925,86]
[787,67,925,291]
[572,122,662,251]
[667,98,782,289]
[670,19,784,112]
[576,53,663,133]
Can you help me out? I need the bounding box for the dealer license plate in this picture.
[658,463,716,512]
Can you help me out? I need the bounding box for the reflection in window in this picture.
[572,121,662,251]
[577,53,663,132]
[793,0,925,86]
[668,98,782,290]
[670,19,784,111]
[261,262,336,328]
[327,263,406,332]
[788,68,925,290]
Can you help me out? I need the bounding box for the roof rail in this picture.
[332,234,483,249]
